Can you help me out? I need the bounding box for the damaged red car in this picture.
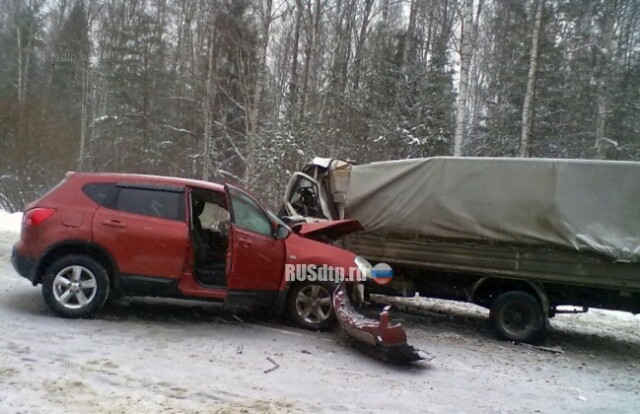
[12,172,423,362]
[11,172,369,330]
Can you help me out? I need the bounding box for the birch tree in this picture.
[244,0,273,186]
[519,0,544,158]
[594,1,617,159]
[453,0,475,156]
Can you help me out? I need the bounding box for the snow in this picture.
[0,209,22,235]
[0,228,639,412]
[92,115,117,123]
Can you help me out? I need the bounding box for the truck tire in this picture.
[42,255,110,319]
[490,291,546,344]
[287,281,336,331]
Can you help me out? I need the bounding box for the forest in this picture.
[1,0,639,210]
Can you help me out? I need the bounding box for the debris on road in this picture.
[517,342,565,355]
[333,283,428,364]
[264,357,280,374]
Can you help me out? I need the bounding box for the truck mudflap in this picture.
[333,283,431,364]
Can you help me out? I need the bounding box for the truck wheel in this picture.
[287,281,336,331]
[490,291,546,344]
[42,255,110,319]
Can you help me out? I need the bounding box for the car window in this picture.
[198,201,230,229]
[229,189,272,236]
[116,188,184,221]
[267,210,289,229]
[82,183,118,206]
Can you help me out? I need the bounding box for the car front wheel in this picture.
[287,281,337,331]
[42,255,110,318]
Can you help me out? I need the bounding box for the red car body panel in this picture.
[227,225,286,291]
[178,271,228,299]
[275,232,362,291]
[92,207,189,279]
[293,220,363,242]
[333,283,427,364]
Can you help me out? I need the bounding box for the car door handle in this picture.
[239,239,252,248]
[101,220,126,228]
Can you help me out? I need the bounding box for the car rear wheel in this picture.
[287,281,336,331]
[42,255,110,318]
[490,291,546,344]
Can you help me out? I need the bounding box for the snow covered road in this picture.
[0,225,639,413]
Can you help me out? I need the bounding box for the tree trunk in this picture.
[402,0,418,68]
[520,0,544,158]
[244,0,272,186]
[299,0,321,120]
[453,0,474,156]
[288,0,302,121]
[594,2,616,159]
[202,31,215,181]
[79,66,89,171]
[351,0,373,91]
[16,24,23,146]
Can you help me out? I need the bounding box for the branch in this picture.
[162,96,199,103]
[161,124,195,135]
[218,169,245,183]
[214,78,247,112]
[213,120,247,163]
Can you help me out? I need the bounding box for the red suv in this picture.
[11,172,369,330]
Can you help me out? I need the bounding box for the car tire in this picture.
[287,281,337,331]
[42,255,110,318]
[490,290,546,344]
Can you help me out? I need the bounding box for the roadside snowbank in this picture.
[0,209,21,235]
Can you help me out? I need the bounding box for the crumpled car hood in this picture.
[293,219,363,242]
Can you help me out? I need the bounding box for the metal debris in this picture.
[264,357,280,374]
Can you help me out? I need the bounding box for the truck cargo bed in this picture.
[347,233,640,292]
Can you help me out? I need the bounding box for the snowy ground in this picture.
[0,217,639,413]
[0,209,21,234]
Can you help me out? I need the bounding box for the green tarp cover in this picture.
[344,157,640,263]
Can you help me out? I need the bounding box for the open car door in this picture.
[224,184,286,306]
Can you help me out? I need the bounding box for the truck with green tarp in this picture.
[281,157,640,343]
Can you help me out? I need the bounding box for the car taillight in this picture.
[23,208,56,228]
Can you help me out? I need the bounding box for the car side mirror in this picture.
[275,224,290,240]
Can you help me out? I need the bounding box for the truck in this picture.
[281,157,640,343]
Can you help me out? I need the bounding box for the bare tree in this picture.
[202,21,216,180]
[351,0,373,90]
[288,0,303,121]
[594,1,617,159]
[519,0,544,158]
[244,0,273,186]
[453,0,475,156]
